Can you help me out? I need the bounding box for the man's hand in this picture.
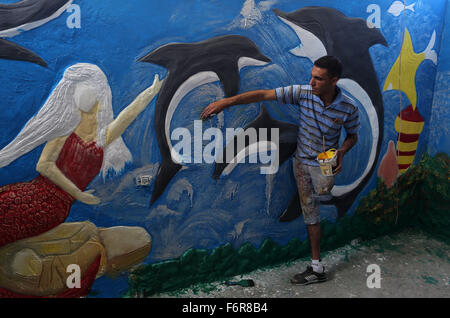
[200,89,276,120]
[333,149,344,175]
[200,99,228,120]
[333,133,358,175]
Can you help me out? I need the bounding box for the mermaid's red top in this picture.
[0,133,104,247]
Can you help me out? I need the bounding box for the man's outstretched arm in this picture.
[200,89,276,119]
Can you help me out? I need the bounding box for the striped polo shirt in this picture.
[275,84,360,166]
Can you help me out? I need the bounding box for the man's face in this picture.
[309,66,338,98]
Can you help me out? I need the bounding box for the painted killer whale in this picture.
[138,35,271,205]
[273,7,387,220]
[0,0,73,66]
[213,104,297,179]
[0,38,46,66]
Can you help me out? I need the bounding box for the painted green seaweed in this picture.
[125,153,449,297]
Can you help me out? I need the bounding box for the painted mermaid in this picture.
[0,63,162,297]
[0,63,162,245]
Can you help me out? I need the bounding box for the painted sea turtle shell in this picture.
[0,221,151,297]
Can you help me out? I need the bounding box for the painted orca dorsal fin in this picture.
[257,104,271,121]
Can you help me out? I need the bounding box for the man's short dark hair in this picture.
[314,55,342,79]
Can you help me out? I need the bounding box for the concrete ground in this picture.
[154,229,449,298]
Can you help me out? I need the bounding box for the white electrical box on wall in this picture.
[136,175,152,186]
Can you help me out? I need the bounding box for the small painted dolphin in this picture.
[0,0,73,66]
[213,104,297,179]
[273,6,388,220]
[139,35,271,205]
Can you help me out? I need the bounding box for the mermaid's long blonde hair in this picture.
[0,63,132,178]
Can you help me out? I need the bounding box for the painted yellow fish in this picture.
[383,28,437,110]
[383,28,436,173]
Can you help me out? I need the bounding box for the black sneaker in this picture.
[290,266,327,285]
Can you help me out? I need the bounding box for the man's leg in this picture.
[308,164,335,264]
[307,223,321,261]
[291,159,326,285]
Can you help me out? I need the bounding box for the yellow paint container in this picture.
[316,149,337,176]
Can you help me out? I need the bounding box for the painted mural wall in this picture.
[0,0,448,297]
[427,0,450,156]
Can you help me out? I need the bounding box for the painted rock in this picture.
[0,221,151,297]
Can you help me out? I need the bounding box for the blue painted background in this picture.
[427,0,450,155]
[0,0,448,297]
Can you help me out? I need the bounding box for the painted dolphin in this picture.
[0,38,46,66]
[0,0,73,66]
[273,7,387,220]
[138,35,271,205]
[213,104,297,179]
[0,0,73,37]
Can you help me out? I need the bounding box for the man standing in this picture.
[201,55,359,285]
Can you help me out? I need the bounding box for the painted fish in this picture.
[383,28,437,109]
[383,28,435,173]
[388,1,416,17]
